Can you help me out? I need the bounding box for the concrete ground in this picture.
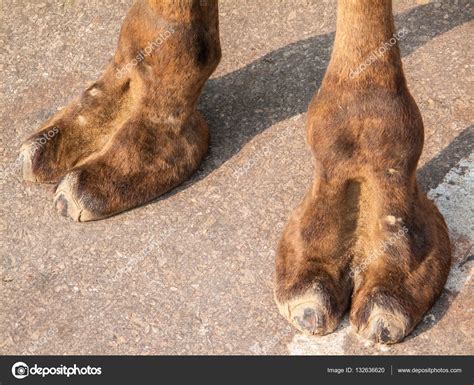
[0,0,472,355]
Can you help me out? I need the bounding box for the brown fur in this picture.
[275,0,451,343]
[21,0,221,220]
[21,0,451,343]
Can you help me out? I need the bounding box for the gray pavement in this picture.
[0,0,473,354]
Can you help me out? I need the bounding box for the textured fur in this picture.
[21,0,451,343]
[275,0,451,343]
[21,0,221,220]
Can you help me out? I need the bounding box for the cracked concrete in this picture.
[1,0,473,355]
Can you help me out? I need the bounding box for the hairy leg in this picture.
[275,0,451,343]
[21,0,221,221]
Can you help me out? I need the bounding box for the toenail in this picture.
[55,194,69,217]
[374,319,392,343]
[292,307,326,334]
[293,308,317,333]
[365,313,406,343]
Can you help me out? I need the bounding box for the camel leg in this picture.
[275,0,451,343]
[20,0,221,221]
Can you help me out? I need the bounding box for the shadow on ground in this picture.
[192,1,472,181]
[192,1,472,339]
[418,125,474,191]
